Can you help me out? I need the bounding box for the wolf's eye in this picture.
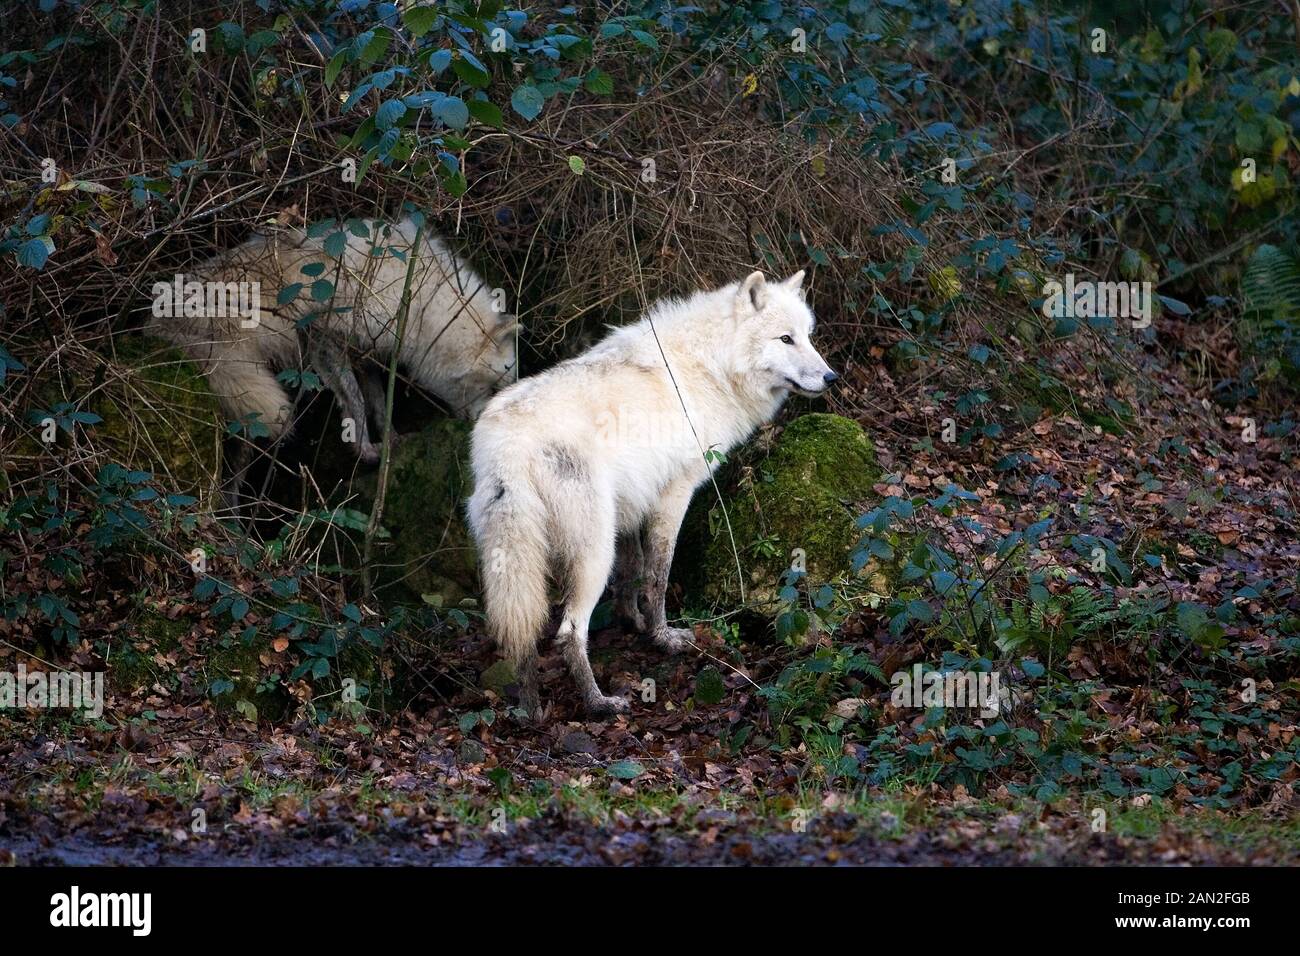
[779,335,794,345]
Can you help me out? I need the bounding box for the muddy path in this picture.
[4,807,1286,866]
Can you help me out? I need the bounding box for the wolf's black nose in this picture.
[823,371,839,385]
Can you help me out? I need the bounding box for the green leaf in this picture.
[403,5,439,39]
[584,69,614,94]
[431,95,468,129]
[629,29,658,50]
[510,83,544,120]
[17,236,52,269]
[452,56,490,89]
[324,49,347,88]
[694,666,725,705]
[567,155,586,175]
[358,29,391,68]
[467,99,503,128]
[323,231,348,257]
[1157,295,1191,316]
[607,759,645,780]
[376,98,406,129]
[906,599,934,624]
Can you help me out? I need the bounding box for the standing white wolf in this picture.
[467,270,837,716]
[147,215,518,464]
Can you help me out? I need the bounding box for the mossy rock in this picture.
[674,413,881,611]
[349,418,479,606]
[3,335,222,500]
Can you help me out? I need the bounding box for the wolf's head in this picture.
[455,308,519,419]
[731,270,837,398]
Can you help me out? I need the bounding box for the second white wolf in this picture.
[147,215,518,463]
[467,270,837,716]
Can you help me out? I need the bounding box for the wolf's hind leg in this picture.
[556,506,627,716]
[308,333,381,464]
[613,529,649,633]
[360,362,389,433]
[513,641,541,721]
[641,478,698,653]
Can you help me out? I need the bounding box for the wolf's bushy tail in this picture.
[467,459,550,686]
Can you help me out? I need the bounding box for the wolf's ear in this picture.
[737,271,768,315]
[492,316,520,342]
[782,270,806,292]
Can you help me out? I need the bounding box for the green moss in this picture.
[206,633,290,723]
[675,414,880,611]
[95,336,223,494]
[105,610,190,695]
[350,418,479,605]
[3,335,222,498]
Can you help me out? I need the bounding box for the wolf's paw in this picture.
[652,626,694,654]
[585,693,630,717]
[617,599,649,634]
[517,690,542,724]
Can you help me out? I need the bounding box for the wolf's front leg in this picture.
[641,479,698,654]
[308,333,381,464]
